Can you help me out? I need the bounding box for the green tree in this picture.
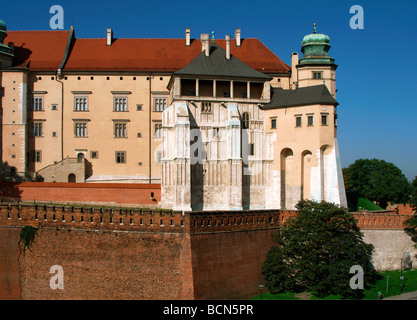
[411,176,417,211]
[404,177,417,246]
[262,200,375,298]
[343,159,412,208]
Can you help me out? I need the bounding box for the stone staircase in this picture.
[36,157,86,183]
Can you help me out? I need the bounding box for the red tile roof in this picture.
[5,30,291,74]
[6,31,70,71]
[64,38,290,74]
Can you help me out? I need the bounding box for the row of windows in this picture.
[31,97,167,112]
[269,114,330,129]
[31,122,163,139]
[37,76,165,81]
[29,150,129,164]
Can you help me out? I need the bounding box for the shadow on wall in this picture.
[0,161,25,200]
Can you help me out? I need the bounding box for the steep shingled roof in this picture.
[263,84,338,109]
[174,44,272,80]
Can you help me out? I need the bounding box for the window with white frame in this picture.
[74,96,88,111]
[74,122,88,137]
[154,123,162,139]
[33,97,44,111]
[114,97,128,112]
[114,122,127,138]
[154,97,167,112]
[32,122,43,137]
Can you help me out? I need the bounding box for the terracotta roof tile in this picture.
[6,31,70,71]
[64,38,290,73]
[4,30,291,74]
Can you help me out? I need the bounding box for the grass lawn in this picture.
[252,269,417,300]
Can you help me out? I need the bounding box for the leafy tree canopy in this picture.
[262,200,376,299]
[343,159,412,208]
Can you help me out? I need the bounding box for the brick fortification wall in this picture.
[0,182,161,207]
[0,204,286,300]
[0,203,414,300]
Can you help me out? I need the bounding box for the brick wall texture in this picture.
[0,182,161,207]
[0,202,414,300]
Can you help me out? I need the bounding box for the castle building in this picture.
[0,20,347,210]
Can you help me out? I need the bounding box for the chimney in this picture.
[201,33,210,56]
[291,52,299,89]
[235,28,241,47]
[225,35,231,59]
[185,28,191,46]
[107,28,113,46]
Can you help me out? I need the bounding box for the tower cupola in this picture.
[299,23,335,66]
[0,19,14,68]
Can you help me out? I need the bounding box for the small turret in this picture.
[299,23,335,66]
[0,19,14,68]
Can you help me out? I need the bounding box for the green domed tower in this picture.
[299,23,336,66]
[0,19,14,68]
[295,23,337,97]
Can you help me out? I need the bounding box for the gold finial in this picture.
[313,23,317,33]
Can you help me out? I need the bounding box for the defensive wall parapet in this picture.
[0,203,415,300]
[0,203,187,233]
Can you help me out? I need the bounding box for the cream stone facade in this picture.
[0,20,347,210]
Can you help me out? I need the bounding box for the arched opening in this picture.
[320,145,332,201]
[301,150,312,200]
[68,173,76,183]
[242,112,250,129]
[280,148,294,209]
[77,153,85,163]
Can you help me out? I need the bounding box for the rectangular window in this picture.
[156,151,162,164]
[90,151,99,159]
[114,123,127,138]
[321,114,328,126]
[271,119,277,129]
[30,150,42,162]
[154,123,162,139]
[114,97,128,112]
[74,97,88,111]
[154,97,167,112]
[33,97,43,111]
[74,122,87,137]
[32,122,43,137]
[115,151,126,164]
[249,143,255,156]
[295,116,302,127]
[313,72,323,79]
[201,102,212,113]
[307,115,314,126]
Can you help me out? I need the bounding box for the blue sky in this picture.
[1,0,416,181]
